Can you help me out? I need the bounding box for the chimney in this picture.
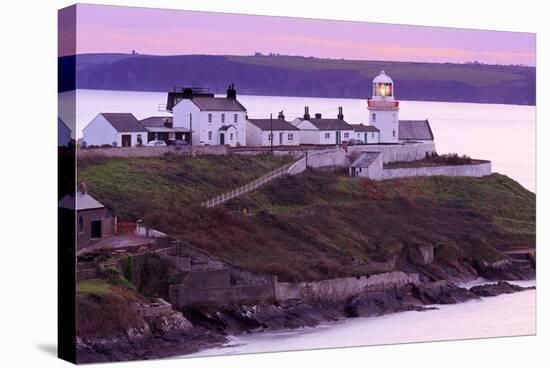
[303,106,310,120]
[78,182,87,194]
[337,106,344,120]
[226,83,237,99]
[278,110,285,120]
[182,87,193,99]
[315,113,322,119]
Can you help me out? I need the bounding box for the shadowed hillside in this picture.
[78,155,536,282]
[63,53,535,105]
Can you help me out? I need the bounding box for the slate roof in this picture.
[248,118,299,131]
[351,124,379,133]
[398,120,434,141]
[297,118,354,131]
[191,97,246,112]
[101,113,146,132]
[350,152,381,168]
[58,192,105,211]
[139,116,173,128]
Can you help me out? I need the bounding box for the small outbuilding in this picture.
[59,183,115,249]
[349,152,382,178]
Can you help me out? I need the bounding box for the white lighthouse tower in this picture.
[368,70,399,144]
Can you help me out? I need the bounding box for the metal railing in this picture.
[202,161,296,208]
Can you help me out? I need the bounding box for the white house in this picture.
[170,84,247,147]
[292,106,355,145]
[82,113,147,147]
[58,117,73,147]
[350,123,380,144]
[367,70,400,144]
[246,112,300,146]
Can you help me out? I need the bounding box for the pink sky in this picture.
[60,4,536,66]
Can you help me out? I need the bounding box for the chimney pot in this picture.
[303,106,310,120]
[315,113,322,119]
[337,106,344,120]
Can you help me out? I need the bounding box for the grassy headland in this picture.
[79,155,535,282]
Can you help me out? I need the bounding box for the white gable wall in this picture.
[83,114,118,146]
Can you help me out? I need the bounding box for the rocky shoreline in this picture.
[76,277,535,363]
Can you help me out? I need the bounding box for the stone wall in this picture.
[275,271,420,303]
[347,142,436,164]
[169,283,275,306]
[380,162,492,180]
[78,145,228,159]
[181,269,231,289]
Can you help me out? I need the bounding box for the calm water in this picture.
[60,90,535,191]
[190,280,535,357]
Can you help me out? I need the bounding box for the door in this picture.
[336,131,341,145]
[121,134,131,147]
[220,133,225,145]
[365,133,368,143]
[279,132,283,145]
[91,220,102,239]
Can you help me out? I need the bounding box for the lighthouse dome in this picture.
[373,70,393,84]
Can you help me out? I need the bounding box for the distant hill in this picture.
[61,53,536,105]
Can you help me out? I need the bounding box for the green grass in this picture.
[78,154,294,220]
[77,279,112,296]
[226,55,524,88]
[78,154,535,282]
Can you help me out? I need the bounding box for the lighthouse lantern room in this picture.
[368,70,399,143]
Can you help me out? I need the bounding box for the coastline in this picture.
[76,269,535,363]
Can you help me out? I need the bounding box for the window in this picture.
[288,133,293,141]
[78,216,83,233]
[372,133,375,138]
[221,114,225,123]
[208,113,212,123]
[268,133,273,141]
[344,132,349,139]
[372,113,376,122]
[392,130,396,137]
[230,133,234,140]
[324,132,330,139]
[208,131,213,140]
[234,114,238,123]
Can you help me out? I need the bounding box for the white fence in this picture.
[202,161,297,208]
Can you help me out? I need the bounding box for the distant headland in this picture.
[59,53,535,106]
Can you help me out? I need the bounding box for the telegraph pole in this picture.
[189,112,193,156]
[270,113,274,156]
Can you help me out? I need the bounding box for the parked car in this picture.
[167,139,189,146]
[347,139,364,146]
[146,140,167,147]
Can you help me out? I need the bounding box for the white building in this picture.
[292,106,355,145]
[58,117,73,147]
[83,113,147,147]
[170,84,247,147]
[368,70,400,144]
[246,112,300,146]
[350,124,380,144]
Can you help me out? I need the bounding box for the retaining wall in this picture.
[169,283,275,306]
[275,271,420,303]
[347,142,436,163]
[380,162,492,180]
[78,145,228,159]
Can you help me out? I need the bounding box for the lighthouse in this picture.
[368,70,399,144]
